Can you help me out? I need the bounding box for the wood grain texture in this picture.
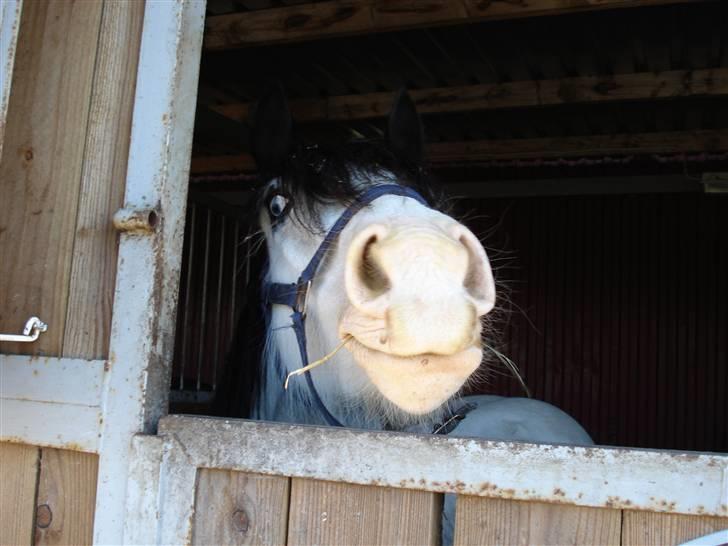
[62,0,145,359]
[453,497,621,546]
[0,0,103,356]
[34,448,98,546]
[192,469,290,546]
[0,443,40,546]
[209,68,728,123]
[622,510,728,546]
[204,0,698,49]
[287,479,441,546]
[191,129,728,174]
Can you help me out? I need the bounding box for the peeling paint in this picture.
[93,2,206,544]
[0,0,22,160]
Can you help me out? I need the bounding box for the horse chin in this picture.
[343,337,482,415]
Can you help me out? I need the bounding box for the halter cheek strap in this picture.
[263,184,428,427]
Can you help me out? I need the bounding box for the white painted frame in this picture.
[0,0,22,159]
[93,1,205,543]
[124,416,728,544]
[0,355,106,451]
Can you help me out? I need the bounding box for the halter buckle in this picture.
[296,280,312,317]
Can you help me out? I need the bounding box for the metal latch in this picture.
[0,317,48,343]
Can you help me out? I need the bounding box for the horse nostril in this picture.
[345,224,390,316]
[453,226,496,317]
[360,235,390,295]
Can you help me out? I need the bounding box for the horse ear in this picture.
[251,83,293,175]
[386,88,424,168]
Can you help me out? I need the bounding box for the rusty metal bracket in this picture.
[113,207,159,234]
[0,316,48,343]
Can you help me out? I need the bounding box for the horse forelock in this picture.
[255,139,447,233]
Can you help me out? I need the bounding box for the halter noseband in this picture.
[263,184,428,427]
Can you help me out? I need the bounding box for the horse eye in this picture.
[268,193,290,218]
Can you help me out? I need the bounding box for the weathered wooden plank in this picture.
[209,68,728,123]
[0,399,101,453]
[0,355,105,407]
[190,129,728,174]
[123,435,165,546]
[287,479,441,546]
[622,510,728,546]
[453,497,621,546]
[0,0,103,356]
[62,0,145,359]
[192,469,290,546]
[204,0,700,49]
[34,449,98,546]
[0,442,40,546]
[159,415,728,518]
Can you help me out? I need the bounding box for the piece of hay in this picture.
[285,334,353,390]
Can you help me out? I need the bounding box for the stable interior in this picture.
[171,0,728,454]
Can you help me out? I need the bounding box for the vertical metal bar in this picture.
[179,204,196,391]
[197,208,211,392]
[212,215,225,392]
[230,220,239,340]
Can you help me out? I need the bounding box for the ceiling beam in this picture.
[207,68,728,123]
[204,0,703,50]
[427,129,728,163]
[190,129,728,174]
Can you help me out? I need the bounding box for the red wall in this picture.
[470,193,727,452]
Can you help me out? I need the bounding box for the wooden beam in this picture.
[427,129,728,163]
[191,154,257,174]
[190,129,728,174]
[204,0,702,50]
[208,68,728,123]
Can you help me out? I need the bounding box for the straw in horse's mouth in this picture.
[284,334,354,389]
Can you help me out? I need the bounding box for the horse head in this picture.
[251,85,496,428]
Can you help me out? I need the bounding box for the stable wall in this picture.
[171,189,728,454]
[475,192,727,453]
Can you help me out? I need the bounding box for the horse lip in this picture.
[342,335,483,415]
[343,334,481,364]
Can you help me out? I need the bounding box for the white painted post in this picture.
[92,1,206,543]
[0,0,23,159]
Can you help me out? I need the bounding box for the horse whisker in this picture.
[483,344,531,398]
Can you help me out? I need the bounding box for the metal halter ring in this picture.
[296,280,312,318]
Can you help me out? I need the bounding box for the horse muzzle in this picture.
[338,220,495,414]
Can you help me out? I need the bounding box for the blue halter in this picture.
[263,184,428,426]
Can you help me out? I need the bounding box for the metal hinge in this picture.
[0,317,48,343]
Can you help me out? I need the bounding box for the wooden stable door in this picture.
[0,1,144,544]
[2,0,204,543]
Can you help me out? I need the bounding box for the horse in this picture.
[247,85,592,542]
